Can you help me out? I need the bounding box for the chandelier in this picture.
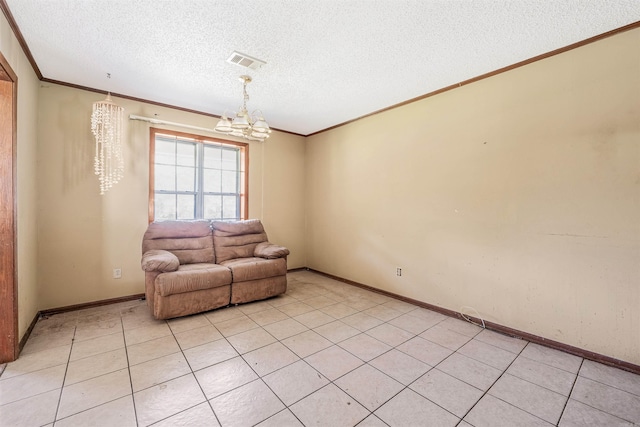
[214,75,271,142]
[91,92,124,195]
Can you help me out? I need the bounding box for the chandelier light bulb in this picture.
[214,75,271,142]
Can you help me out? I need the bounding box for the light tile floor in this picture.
[1,270,639,426]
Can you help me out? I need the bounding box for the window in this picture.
[149,128,248,222]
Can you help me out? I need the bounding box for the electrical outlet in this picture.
[113,268,122,279]
[396,267,402,277]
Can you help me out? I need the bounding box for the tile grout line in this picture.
[496,358,579,399]
[182,313,225,427]
[451,335,529,425]
[347,358,413,425]
[299,288,401,423]
[397,320,481,426]
[556,357,584,426]
[234,302,310,426]
[560,362,639,426]
[297,282,447,423]
[514,349,583,376]
[120,314,141,427]
[294,306,444,425]
[319,310,485,424]
[468,343,580,425]
[459,336,581,398]
[51,322,77,426]
[52,308,140,425]
[576,369,640,399]
[227,301,362,422]
[213,298,329,424]
[137,311,230,426]
[202,285,387,425]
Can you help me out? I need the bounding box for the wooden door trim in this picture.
[0,50,18,363]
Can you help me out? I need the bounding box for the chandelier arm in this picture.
[216,75,271,142]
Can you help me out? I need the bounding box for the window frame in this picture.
[148,128,249,223]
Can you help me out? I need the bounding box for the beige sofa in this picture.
[141,219,289,319]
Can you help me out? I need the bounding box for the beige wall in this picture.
[306,29,640,364]
[4,10,638,367]
[1,13,40,340]
[37,83,306,309]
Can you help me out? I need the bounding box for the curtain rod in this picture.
[129,114,218,134]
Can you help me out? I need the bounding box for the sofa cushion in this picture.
[141,249,180,272]
[142,220,215,264]
[211,220,268,263]
[231,275,287,305]
[219,257,287,282]
[155,263,232,297]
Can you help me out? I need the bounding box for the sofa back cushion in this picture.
[142,220,214,264]
[211,219,268,263]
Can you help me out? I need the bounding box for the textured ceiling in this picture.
[5,1,640,135]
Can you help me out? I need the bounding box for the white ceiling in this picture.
[5,1,640,136]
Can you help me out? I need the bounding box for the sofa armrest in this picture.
[254,241,290,259]
[141,249,180,272]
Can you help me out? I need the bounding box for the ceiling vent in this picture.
[226,51,266,70]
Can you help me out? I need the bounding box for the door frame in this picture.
[0,50,18,363]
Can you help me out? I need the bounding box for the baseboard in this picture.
[306,268,640,376]
[287,267,308,273]
[39,293,146,317]
[15,293,146,356]
[18,312,40,354]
